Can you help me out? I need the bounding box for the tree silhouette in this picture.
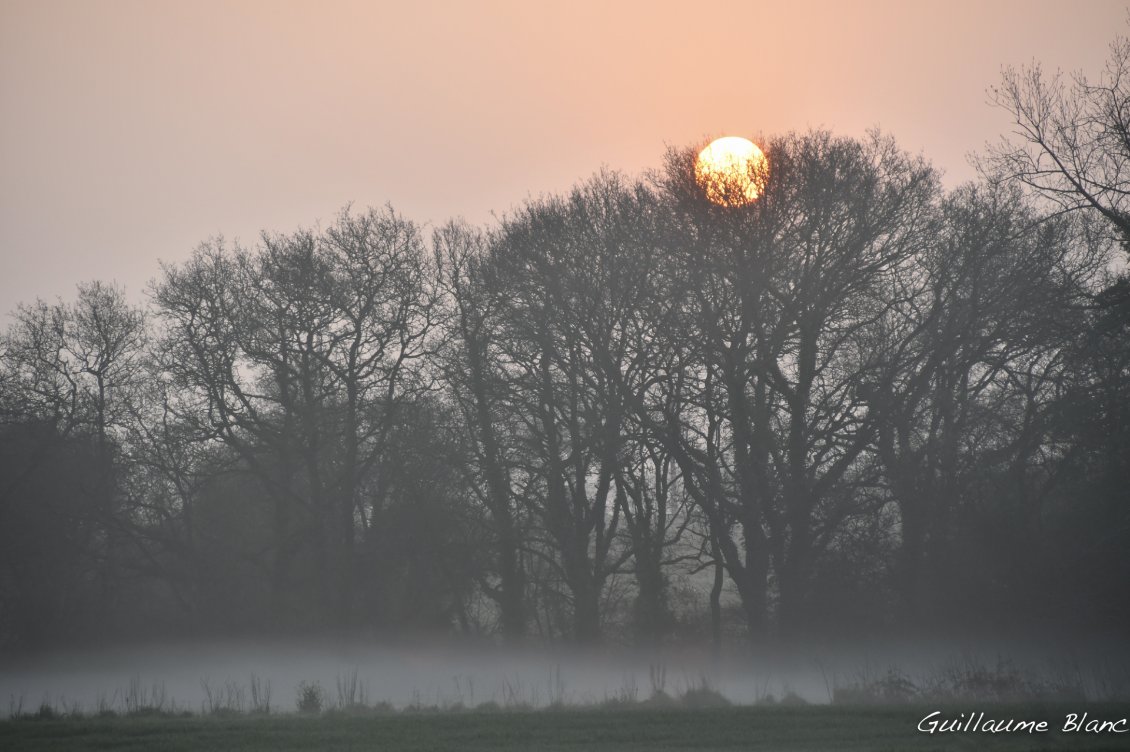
[987,24,1130,249]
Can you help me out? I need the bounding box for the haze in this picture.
[2,6,1130,747]
[5,637,1129,714]
[0,0,1124,315]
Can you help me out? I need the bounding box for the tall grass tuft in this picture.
[249,674,272,715]
[334,668,369,712]
[123,677,174,717]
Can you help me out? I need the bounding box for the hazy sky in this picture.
[1,0,1125,315]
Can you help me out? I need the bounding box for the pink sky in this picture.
[1,0,1125,314]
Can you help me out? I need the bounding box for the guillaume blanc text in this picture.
[918,711,1128,735]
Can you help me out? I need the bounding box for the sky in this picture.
[1,0,1125,316]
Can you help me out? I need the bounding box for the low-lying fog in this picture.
[4,636,1129,716]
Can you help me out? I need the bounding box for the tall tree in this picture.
[0,282,147,644]
[653,131,938,637]
[436,221,530,642]
[477,172,675,642]
[152,207,437,628]
[865,182,1101,624]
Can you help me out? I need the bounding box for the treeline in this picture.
[2,121,1128,648]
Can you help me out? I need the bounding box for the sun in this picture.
[694,136,768,206]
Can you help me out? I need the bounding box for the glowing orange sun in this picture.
[694,136,768,206]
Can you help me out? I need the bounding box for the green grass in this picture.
[2,705,1128,751]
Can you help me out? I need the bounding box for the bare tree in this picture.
[0,282,147,643]
[987,24,1130,247]
[613,435,695,644]
[653,131,938,637]
[865,181,1102,624]
[435,220,530,642]
[469,172,678,642]
[152,207,438,628]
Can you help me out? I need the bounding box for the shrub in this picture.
[642,689,677,708]
[679,678,731,709]
[833,668,917,705]
[295,681,325,715]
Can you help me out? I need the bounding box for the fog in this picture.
[4,636,1129,716]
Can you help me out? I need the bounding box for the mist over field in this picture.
[5,635,1130,717]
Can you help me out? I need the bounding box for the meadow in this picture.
[4,652,1130,752]
[5,703,1130,752]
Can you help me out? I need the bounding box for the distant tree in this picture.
[0,421,107,646]
[358,398,486,633]
[1,282,146,457]
[0,282,147,645]
[152,207,438,629]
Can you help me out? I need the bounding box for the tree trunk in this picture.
[633,544,668,645]
[710,535,724,660]
[496,527,526,642]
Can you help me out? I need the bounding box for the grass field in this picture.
[2,705,1129,751]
